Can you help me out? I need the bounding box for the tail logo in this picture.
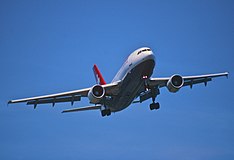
[93,64,106,85]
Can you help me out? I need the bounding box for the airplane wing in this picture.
[8,81,121,108]
[148,72,229,88]
[133,72,228,104]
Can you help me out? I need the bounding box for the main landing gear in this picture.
[150,102,160,110]
[101,108,111,117]
[149,89,160,110]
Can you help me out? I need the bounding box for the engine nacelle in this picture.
[88,84,105,104]
[167,74,184,93]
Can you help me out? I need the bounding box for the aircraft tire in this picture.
[150,103,155,110]
[106,109,111,116]
[101,109,111,117]
[155,102,160,110]
[150,102,160,110]
[101,110,106,117]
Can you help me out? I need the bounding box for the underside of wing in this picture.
[133,72,228,104]
[8,81,121,108]
[8,88,90,106]
[148,72,228,88]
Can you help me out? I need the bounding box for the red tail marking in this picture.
[93,64,106,85]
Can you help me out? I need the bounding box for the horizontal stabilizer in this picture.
[62,105,101,113]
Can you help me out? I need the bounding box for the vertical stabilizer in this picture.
[93,64,106,85]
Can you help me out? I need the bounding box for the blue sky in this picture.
[1,0,234,159]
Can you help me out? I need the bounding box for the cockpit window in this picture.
[137,49,151,55]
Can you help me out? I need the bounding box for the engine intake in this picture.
[88,85,105,104]
[167,74,184,93]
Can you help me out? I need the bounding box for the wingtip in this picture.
[225,72,229,78]
[61,110,69,113]
[7,100,13,107]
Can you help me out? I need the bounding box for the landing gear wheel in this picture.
[106,109,111,116]
[155,102,160,110]
[101,110,106,117]
[101,109,111,117]
[150,103,155,110]
[150,102,160,110]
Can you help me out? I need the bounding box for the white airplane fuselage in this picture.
[109,47,155,112]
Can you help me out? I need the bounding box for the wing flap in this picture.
[26,95,81,105]
[183,78,212,88]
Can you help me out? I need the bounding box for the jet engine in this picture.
[88,84,105,104]
[167,75,184,93]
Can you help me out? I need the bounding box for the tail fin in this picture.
[93,64,106,85]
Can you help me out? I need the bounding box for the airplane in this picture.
[8,47,229,117]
